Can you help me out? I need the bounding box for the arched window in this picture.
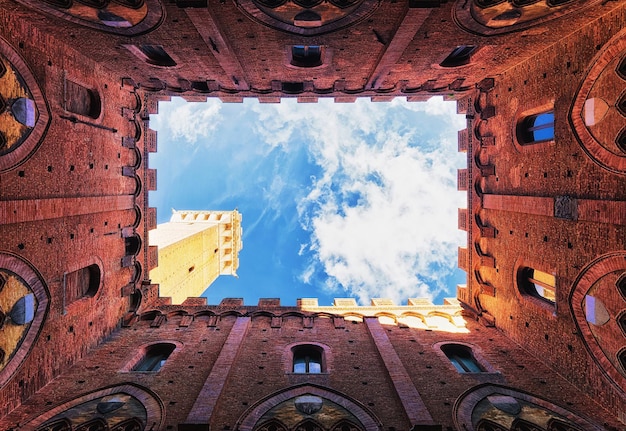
[518,267,556,304]
[139,45,177,67]
[440,45,476,68]
[292,344,323,373]
[132,343,176,371]
[64,264,101,305]
[517,111,555,144]
[291,46,322,68]
[441,344,485,373]
[64,80,101,119]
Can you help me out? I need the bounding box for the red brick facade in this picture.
[0,0,624,430]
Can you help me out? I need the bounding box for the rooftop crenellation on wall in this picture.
[0,0,625,429]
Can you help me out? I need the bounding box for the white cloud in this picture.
[254,97,466,304]
[158,98,223,144]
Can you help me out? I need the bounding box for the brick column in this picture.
[180,316,251,431]
[366,8,432,90]
[364,317,436,427]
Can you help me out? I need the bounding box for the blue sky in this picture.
[149,97,467,306]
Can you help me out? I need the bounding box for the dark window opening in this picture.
[512,0,538,5]
[517,111,554,144]
[441,344,484,373]
[65,264,101,305]
[76,0,108,7]
[256,0,287,7]
[133,343,176,371]
[547,0,575,6]
[139,45,177,67]
[111,419,143,431]
[282,82,305,94]
[255,420,288,431]
[113,0,145,8]
[36,419,72,431]
[547,419,582,431]
[296,420,323,431]
[65,80,101,119]
[440,45,476,68]
[293,0,322,7]
[191,81,211,93]
[617,56,626,80]
[518,267,556,304]
[474,0,505,7]
[42,0,73,8]
[618,349,626,375]
[291,45,322,68]
[617,92,626,116]
[618,311,626,337]
[129,290,142,312]
[477,420,508,431]
[617,128,626,154]
[293,345,323,373]
[328,0,359,8]
[0,132,7,154]
[125,235,141,256]
[617,272,626,299]
[75,419,107,431]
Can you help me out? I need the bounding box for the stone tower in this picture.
[148,209,243,303]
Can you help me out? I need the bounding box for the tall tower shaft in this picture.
[148,210,243,304]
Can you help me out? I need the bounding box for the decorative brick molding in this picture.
[453,384,605,431]
[13,0,164,36]
[0,37,50,173]
[364,317,435,427]
[569,252,626,397]
[183,316,250,426]
[453,0,601,36]
[570,29,626,174]
[0,253,49,389]
[236,384,382,431]
[19,383,164,430]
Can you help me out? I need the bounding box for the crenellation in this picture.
[0,1,625,429]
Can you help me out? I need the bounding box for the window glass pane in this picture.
[448,356,466,373]
[533,283,556,303]
[532,269,555,287]
[308,360,321,373]
[293,357,306,373]
[533,126,554,141]
[533,112,554,127]
[459,355,482,373]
